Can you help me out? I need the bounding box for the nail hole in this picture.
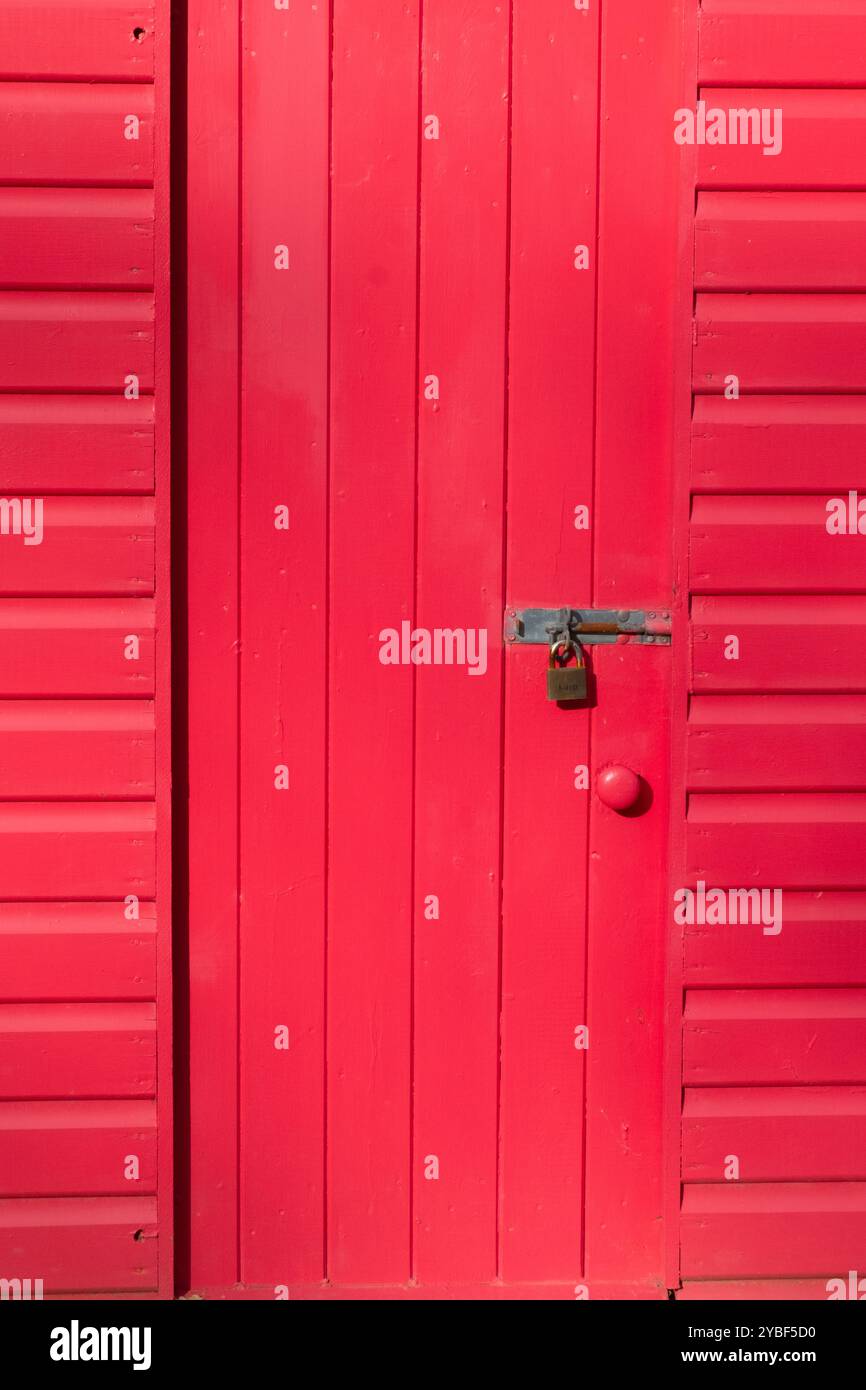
[132,1228,143,1242]
[132,27,146,41]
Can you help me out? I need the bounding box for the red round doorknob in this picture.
[596,764,642,812]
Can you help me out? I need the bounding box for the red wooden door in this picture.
[3,0,864,1306]
[183,0,682,1300]
[183,0,866,1301]
[0,2,172,1298]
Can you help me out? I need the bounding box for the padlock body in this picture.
[546,664,587,701]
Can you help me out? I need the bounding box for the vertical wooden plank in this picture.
[152,0,172,1302]
[327,0,420,1283]
[238,0,330,1285]
[184,0,239,1291]
[500,0,599,1282]
[592,0,677,611]
[584,645,670,1289]
[412,0,508,1284]
[584,0,684,1289]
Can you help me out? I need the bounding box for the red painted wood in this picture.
[237,0,329,1286]
[411,0,507,1286]
[0,1101,157,1196]
[0,396,154,495]
[674,0,866,1296]
[585,647,670,1288]
[687,792,866,889]
[584,0,683,1292]
[594,6,679,610]
[699,0,866,87]
[137,0,169,1266]
[499,653,589,1281]
[688,695,866,791]
[0,1197,158,1294]
[182,0,696,1302]
[680,1279,843,1301]
[186,1279,662,1301]
[683,1087,866,1183]
[0,903,156,1000]
[694,293,866,394]
[691,495,866,594]
[0,291,153,392]
[0,1004,156,1098]
[0,82,153,185]
[500,0,597,1283]
[0,803,155,897]
[326,2,419,1285]
[170,0,866,1304]
[0,0,170,1303]
[0,498,154,597]
[684,891,866,989]
[0,188,154,290]
[684,989,866,1085]
[0,600,155,698]
[692,396,866,493]
[0,700,153,798]
[681,1182,866,1280]
[6,0,854,1300]
[696,192,866,292]
[665,0,701,1293]
[174,0,866,1300]
[0,2,155,82]
[697,89,866,190]
[692,596,866,693]
[184,0,240,1292]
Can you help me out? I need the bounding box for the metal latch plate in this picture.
[504,607,671,646]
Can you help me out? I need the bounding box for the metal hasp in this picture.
[504,606,672,646]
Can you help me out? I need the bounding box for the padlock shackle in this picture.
[549,637,583,667]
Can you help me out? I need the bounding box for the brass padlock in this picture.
[546,638,587,702]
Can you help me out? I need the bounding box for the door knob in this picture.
[596,764,641,812]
